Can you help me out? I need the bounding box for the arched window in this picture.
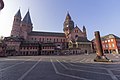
[75,30,78,33]
[75,35,78,38]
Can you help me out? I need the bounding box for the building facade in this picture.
[4,9,92,56]
[0,37,7,56]
[92,34,120,54]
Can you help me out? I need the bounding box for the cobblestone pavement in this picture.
[0,53,120,80]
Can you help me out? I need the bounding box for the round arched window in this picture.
[75,35,78,38]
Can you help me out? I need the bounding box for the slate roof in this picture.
[101,34,120,40]
[76,37,90,42]
[20,41,39,47]
[65,12,71,20]
[28,31,65,37]
[92,34,120,41]
[4,37,24,42]
[14,9,21,19]
[22,10,32,24]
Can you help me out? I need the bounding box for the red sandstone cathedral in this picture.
[4,9,92,56]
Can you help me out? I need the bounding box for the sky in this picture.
[0,0,120,40]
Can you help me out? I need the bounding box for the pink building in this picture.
[4,9,92,56]
[0,41,6,56]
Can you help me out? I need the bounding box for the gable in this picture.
[70,26,85,39]
[71,26,82,34]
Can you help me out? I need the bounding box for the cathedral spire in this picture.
[11,9,21,37]
[65,12,71,21]
[63,12,74,36]
[22,10,32,25]
[14,9,21,19]
[83,26,86,32]
[83,26,87,37]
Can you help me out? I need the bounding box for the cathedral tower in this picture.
[11,9,21,37]
[83,26,87,37]
[63,12,74,37]
[20,10,33,39]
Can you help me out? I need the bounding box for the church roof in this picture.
[76,37,90,42]
[20,41,39,47]
[22,10,32,24]
[83,26,86,31]
[14,9,21,19]
[65,12,71,21]
[28,31,65,37]
[73,25,82,32]
[4,36,24,42]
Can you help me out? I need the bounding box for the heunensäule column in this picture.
[94,31,104,56]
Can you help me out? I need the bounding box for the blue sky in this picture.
[0,0,120,40]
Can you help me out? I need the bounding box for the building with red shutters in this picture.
[92,34,120,54]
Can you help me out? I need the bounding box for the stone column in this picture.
[94,31,103,56]
[94,31,112,62]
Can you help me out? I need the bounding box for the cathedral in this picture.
[4,9,92,56]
